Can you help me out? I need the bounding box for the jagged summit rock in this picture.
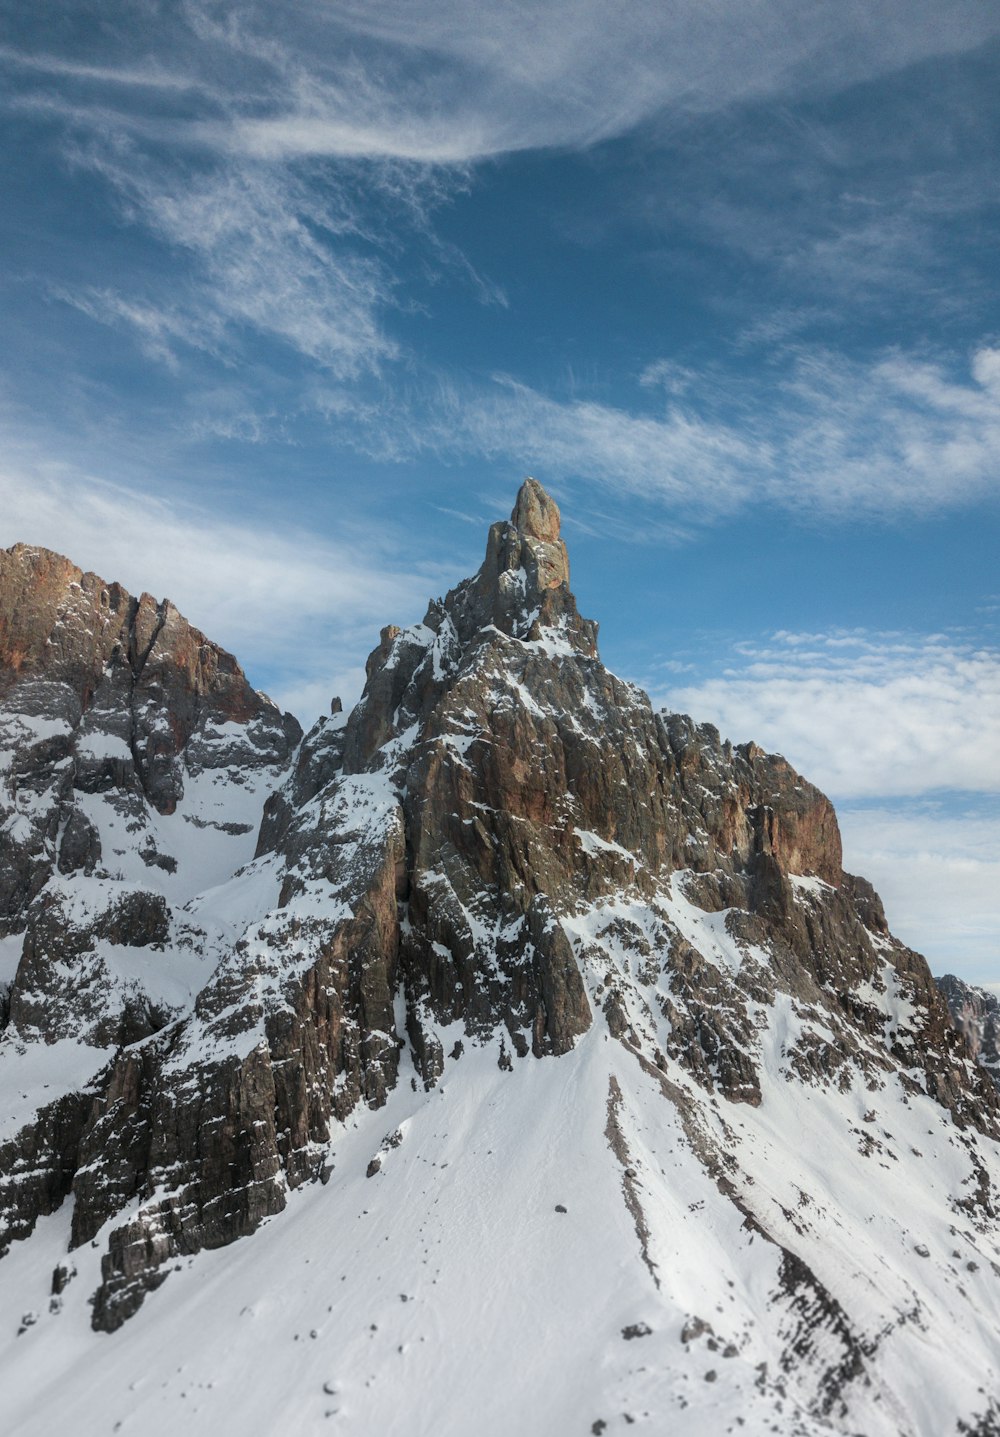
[2,492,1000,1437]
[508,474,570,586]
[335,479,595,776]
[446,473,593,660]
[511,475,561,543]
[478,474,577,621]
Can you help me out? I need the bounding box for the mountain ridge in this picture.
[1,482,999,1436]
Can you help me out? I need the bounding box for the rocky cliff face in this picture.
[2,489,1000,1437]
[939,973,1000,1091]
[0,543,300,1265]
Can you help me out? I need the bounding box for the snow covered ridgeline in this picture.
[2,487,1000,1435]
[0,541,300,1263]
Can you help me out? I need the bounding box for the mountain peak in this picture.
[501,476,569,595]
[0,543,301,815]
[6,495,1000,1434]
[339,479,595,771]
[511,476,561,543]
[471,475,573,628]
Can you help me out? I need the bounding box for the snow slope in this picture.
[3,965,1000,1437]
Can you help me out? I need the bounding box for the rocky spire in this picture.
[339,478,596,773]
[511,476,560,540]
[464,476,591,652]
[509,476,570,590]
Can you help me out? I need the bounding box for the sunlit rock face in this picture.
[2,487,1000,1437]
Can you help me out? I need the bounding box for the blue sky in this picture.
[1,1,998,979]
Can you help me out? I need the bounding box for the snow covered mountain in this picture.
[2,483,1000,1437]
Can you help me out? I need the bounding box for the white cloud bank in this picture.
[838,806,1000,981]
[659,630,1000,800]
[412,344,1000,520]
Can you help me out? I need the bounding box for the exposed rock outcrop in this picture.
[0,543,300,934]
[0,544,301,1267]
[1,483,998,1437]
[939,972,1000,1090]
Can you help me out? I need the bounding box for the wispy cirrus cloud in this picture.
[58,146,402,379]
[777,345,1000,514]
[410,374,769,516]
[15,0,978,168]
[179,0,1000,164]
[53,286,227,370]
[5,0,999,389]
[393,343,1000,521]
[0,45,201,92]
